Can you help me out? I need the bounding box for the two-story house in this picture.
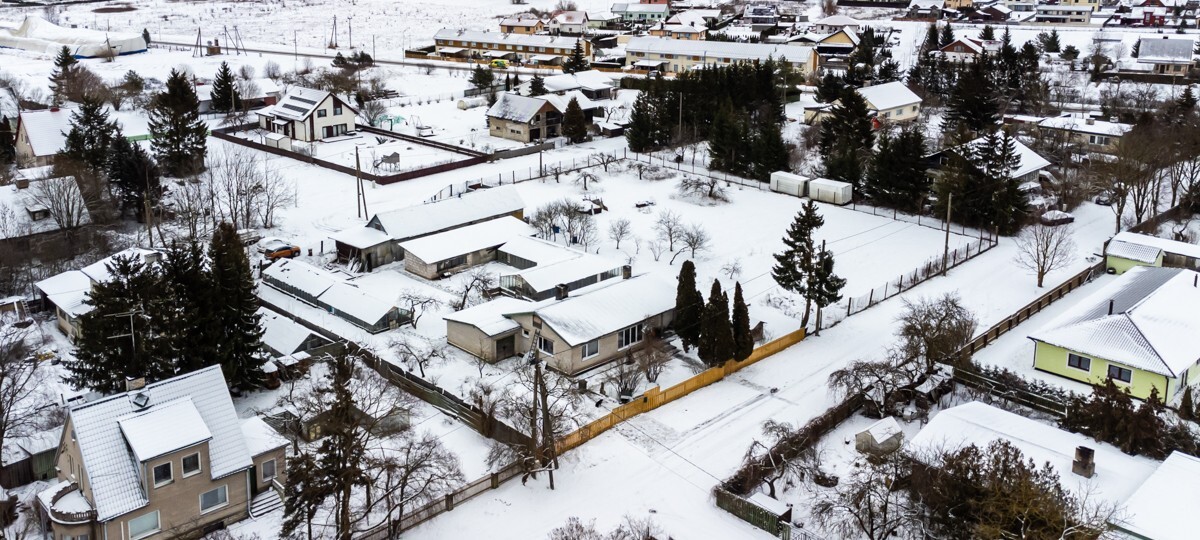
[255,86,358,142]
[485,91,600,143]
[37,366,287,540]
[499,15,545,35]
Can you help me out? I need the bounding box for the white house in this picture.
[549,11,590,35]
[1111,451,1200,540]
[805,82,922,124]
[611,3,670,22]
[809,15,864,34]
[15,107,153,167]
[255,87,358,142]
[1137,36,1195,75]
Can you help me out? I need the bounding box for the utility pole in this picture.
[293,29,298,63]
[355,146,364,218]
[942,192,952,276]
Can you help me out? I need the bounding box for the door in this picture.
[495,335,515,360]
[323,125,335,138]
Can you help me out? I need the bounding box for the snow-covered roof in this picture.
[538,70,615,93]
[0,176,92,240]
[812,15,863,26]
[860,417,902,444]
[1137,36,1195,65]
[34,269,92,317]
[267,86,354,122]
[118,397,212,462]
[487,93,552,123]
[542,91,601,112]
[1109,231,1200,261]
[17,107,152,158]
[959,134,1051,179]
[1038,115,1132,138]
[80,247,160,283]
[329,224,390,249]
[1106,239,1163,264]
[499,235,585,267]
[652,23,707,34]
[443,296,534,336]
[667,10,718,26]
[0,15,145,58]
[857,82,921,111]
[262,258,337,299]
[399,216,534,264]
[1113,451,1200,540]
[516,273,675,346]
[552,11,589,24]
[907,402,1158,508]
[909,0,945,9]
[70,365,252,521]
[317,281,396,324]
[1029,266,1200,377]
[434,29,584,50]
[258,306,326,356]
[626,37,815,65]
[505,249,623,294]
[240,416,288,457]
[612,2,671,14]
[364,185,525,242]
[1,426,62,464]
[499,16,543,27]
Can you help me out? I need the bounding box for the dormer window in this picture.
[152,462,172,487]
[182,453,201,477]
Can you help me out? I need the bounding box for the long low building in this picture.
[624,36,818,75]
[398,216,535,279]
[261,259,409,333]
[433,29,591,65]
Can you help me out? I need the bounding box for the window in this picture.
[1067,353,1091,372]
[617,324,643,349]
[334,104,344,115]
[182,453,201,477]
[1108,365,1133,383]
[537,335,555,354]
[128,510,160,540]
[152,462,172,487]
[200,485,228,513]
[436,255,468,272]
[262,459,277,481]
[1089,135,1110,146]
[317,109,328,118]
[581,340,599,358]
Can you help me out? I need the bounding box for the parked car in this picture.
[1094,191,1112,205]
[260,239,301,260]
[1040,210,1075,226]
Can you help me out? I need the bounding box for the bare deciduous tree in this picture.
[604,351,641,399]
[450,267,495,310]
[589,152,618,172]
[828,348,923,417]
[371,431,465,538]
[637,334,671,384]
[811,452,919,540]
[654,210,683,251]
[607,218,632,249]
[0,326,53,462]
[897,293,978,368]
[1014,224,1076,287]
[721,259,743,280]
[647,240,666,261]
[390,334,448,378]
[168,176,212,240]
[671,222,710,263]
[28,175,89,230]
[678,175,729,202]
[396,289,442,328]
[575,170,599,190]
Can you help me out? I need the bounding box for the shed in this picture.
[855,417,903,455]
[747,491,792,524]
[769,171,808,197]
[807,178,853,205]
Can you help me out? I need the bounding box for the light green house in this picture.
[1029,266,1200,401]
[1105,231,1200,275]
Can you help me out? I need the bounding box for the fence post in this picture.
[445,493,455,511]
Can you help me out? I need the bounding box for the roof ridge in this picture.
[70,365,222,411]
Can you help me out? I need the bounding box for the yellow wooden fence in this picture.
[556,327,808,453]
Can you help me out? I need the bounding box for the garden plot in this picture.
[301,131,468,175]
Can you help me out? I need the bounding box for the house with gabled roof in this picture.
[549,11,590,35]
[14,107,153,167]
[255,86,358,142]
[37,366,288,540]
[805,81,922,125]
[938,37,1000,62]
[1028,266,1200,400]
[34,247,162,339]
[486,91,600,143]
[499,14,545,35]
[1136,36,1195,75]
[1104,231,1200,275]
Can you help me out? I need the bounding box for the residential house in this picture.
[1003,0,1037,13]
[1,426,62,488]
[1110,451,1200,540]
[398,216,535,279]
[648,22,707,40]
[908,401,1158,511]
[330,185,525,271]
[808,15,863,34]
[966,4,1013,22]
[486,91,601,143]
[1028,266,1200,400]
[907,0,945,18]
[1034,4,1093,24]
[667,9,724,28]
[945,0,973,8]
[433,29,591,65]
[257,307,332,357]
[611,3,671,22]
[743,4,780,30]
[927,133,1051,185]
[499,15,545,35]
[805,81,921,124]
[1036,114,1132,154]
[34,247,161,339]
[0,172,92,249]
[36,367,289,540]
[195,78,280,114]
[549,11,590,35]
[255,86,358,142]
[938,37,1000,62]
[518,70,617,100]
[496,235,626,300]
[1104,231,1200,274]
[238,417,288,499]
[809,28,860,57]
[451,272,676,375]
[624,37,818,75]
[260,259,409,333]
[586,11,621,29]
[1062,0,1099,11]
[14,107,153,167]
[1137,36,1195,75]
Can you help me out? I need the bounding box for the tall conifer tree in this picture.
[209,223,265,392]
[731,282,753,361]
[675,260,704,352]
[148,69,207,177]
[209,61,242,113]
[698,280,733,367]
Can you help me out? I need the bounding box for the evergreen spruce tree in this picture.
[209,223,265,392]
[563,41,588,74]
[561,97,587,143]
[731,282,753,362]
[772,201,825,327]
[875,59,901,83]
[941,59,998,140]
[626,92,659,152]
[939,24,955,49]
[865,127,929,212]
[1178,85,1197,111]
[1044,29,1061,53]
[469,66,495,90]
[529,75,547,96]
[148,69,207,177]
[815,72,845,104]
[209,61,242,113]
[819,88,874,187]
[805,246,846,326]
[750,120,789,181]
[977,130,1026,235]
[60,97,118,178]
[698,280,733,367]
[1180,387,1195,421]
[68,254,173,394]
[142,28,151,46]
[106,132,161,220]
[920,22,940,54]
[317,354,370,537]
[979,25,996,41]
[0,119,13,165]
[159,240,218,374]
[512,74,522,91]
[281,451,328,540]
[48,46,78,106]
[675,260,704,352]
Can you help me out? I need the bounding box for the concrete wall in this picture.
[1032,340,1178,400]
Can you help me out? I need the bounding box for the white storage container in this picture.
[807,178,853,206]
[769,171,809,198]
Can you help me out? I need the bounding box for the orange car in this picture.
[261,239,301,260]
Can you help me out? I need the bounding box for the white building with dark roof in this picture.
[37,366,288,540]
[255,86,358,142]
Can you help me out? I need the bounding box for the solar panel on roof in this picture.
[282,104,308,113]
[291,96,317,105]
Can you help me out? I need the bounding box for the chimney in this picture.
[14,178,30,190]
[1108,299,1114,315]
[1085,117,1095,125]
[555,283,569,300]
[621,265,632,279]
[125,376,146,392]
[1072,446,1095,478]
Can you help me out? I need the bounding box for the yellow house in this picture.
[805,81,921,124]
[1028,266,1200,401]
[1105,231,1200,274]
